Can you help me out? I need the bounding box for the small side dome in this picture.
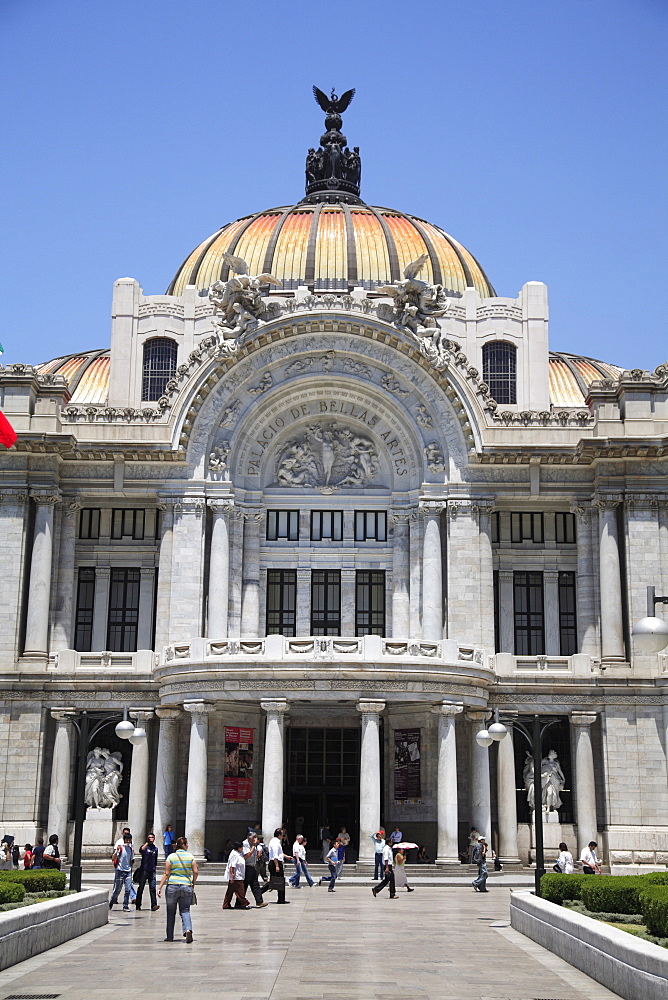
[37,349,110,405]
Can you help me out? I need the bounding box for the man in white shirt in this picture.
[289,834,314,887]
[322,839,341,892]
[241,833,269,907]
[579,841,601,874]
[371,830,386,880]
[223,841,251,909]
[260,828,292,904]
[372,841,397,899]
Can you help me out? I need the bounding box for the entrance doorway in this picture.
[287,727,360,861]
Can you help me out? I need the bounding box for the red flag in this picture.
[0,410,17,448]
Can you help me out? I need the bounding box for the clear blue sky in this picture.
[1,0,666,370]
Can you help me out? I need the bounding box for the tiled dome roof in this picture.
[167,203,496,299]
[548,352,623,407]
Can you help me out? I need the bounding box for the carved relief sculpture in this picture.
[376,255,451,362]
[424,441,445,473]
[209,441,231,475]
[85,747,124,809]
[209,253,282,338]
[275,422,379,488]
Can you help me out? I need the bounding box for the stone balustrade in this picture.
[493,651,594,676]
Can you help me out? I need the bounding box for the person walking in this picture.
[471,837,489,892]
[580,841,601,874]
[335,838,345,881]
[289,834,314,888]
[0,839,12,870]
[468,826,480,863]
[372,840,397,899]
[371,830,386,880]
[241,833,269,907]
[135,832,160,911]
[157,835,197,943]
[554,842,574,874]
[393,847,414,892]
[32,838,45,868]
[223,841,252,909]
[162,824,175,860]
[322,838,341,892]
[260,828,292,904]
[22,844,34,869]
[110,833,135,910]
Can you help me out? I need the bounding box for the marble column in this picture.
[296,569,311,636]
[357,700,385,861]
[207,500,233,638]
[154,502,174,652]
[476,501,496,650]
[340,569,356,636]
[137,569,156,650]
[597,498,626,662]
[496,714,521,862]
[47,708,74,849]
[184,702,215,857]
[153,708,181,838]
[572,712,598,855]
[467,711,491,842]
[91,567,111,651]
[543,570,560,654]
[391,511,412,637]
[420,502,444,642]
[240,510,263,636]
[127,710,154,845]
[261,700,289,839]
[432,701,463,862]
[498,569,515,653]
[24,493,59,657]
[571,503,598,655]
[52,501,80,651]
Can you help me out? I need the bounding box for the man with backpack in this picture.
[109,832,135,910]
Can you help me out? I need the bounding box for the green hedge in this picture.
[644,871,668,887]
[581,876,649,914]
[639,886,668,937]
[540,873,590,904]
[0,881,25,904]
[0,870,66,892]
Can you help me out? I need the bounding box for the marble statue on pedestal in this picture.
[523,749,565,813]
[85,747,123,809]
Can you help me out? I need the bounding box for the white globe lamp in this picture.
[632,616,668,653]
[476,728,493,747]
[488,721,508,741]
[115,719,135,739]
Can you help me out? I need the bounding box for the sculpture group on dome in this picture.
[376,254,451,361]
[209,252,282,339]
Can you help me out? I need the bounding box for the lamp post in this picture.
[631,585,668,652]
[67,708,146,892]
[511,715,561,897]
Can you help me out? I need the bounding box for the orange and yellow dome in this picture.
[167,202,495,299]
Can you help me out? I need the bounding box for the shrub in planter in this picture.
[639,886,668,937]
[540,873,589,904]
[0,870,66,892]
[581,876,648,914]
[644,871,668,887]
[0,881,25,904]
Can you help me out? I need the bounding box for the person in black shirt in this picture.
[135,833,160,910]
[32,838,45,868]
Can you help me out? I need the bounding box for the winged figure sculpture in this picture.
[312,86,356,115]
[209,252,282,336]
[376,254,450,350]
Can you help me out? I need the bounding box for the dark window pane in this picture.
[266,569,296,635]
[482,341,517,405]
[556,512,576,544]
[558,571,577,655]
[354,510,386,542]
[356,570,385,636]
[107,568,140,652]
[311,570,341,635]
[142,338,177,402]
[74,567,96,651]
[510,511,543,543]
[513,571,544,655]
[266,510,299,541]
[79,509,100,540]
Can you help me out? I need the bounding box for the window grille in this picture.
[513,571,544,655]
[141,338,177,402]
[111,509,145,540]
[266,569,296,636]
[311,570,341,634]
[356,570,385,636]
[310,510,343,541]
[266,510,299,541]
[74,567,95,651]
[354,510,387,542]
[510,512,544,543]
[482,341,517,405]
[79,508,100,540]
[558,571,577,655]
[107,568,140,652]
[555,512,576,544]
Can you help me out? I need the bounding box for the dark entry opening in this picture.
[287,727,360,861]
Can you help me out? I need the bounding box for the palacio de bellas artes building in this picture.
[1,85,667,874]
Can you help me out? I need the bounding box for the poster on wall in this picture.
[394,728,421,804]
[223,726,254,802]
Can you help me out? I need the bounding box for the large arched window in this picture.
[482,341,517,405]
[141,338,178,401]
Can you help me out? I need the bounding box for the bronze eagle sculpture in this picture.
[312,86,356,115]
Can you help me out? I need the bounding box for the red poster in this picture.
[223,726,254,801]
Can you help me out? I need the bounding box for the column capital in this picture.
[356,699,386,715]
[50,707,75,721]
[571,711,597,727]
[0,489,29,505]
[594,493,623,511]
[431,701,464,717]
[418,499,446,517]
[63,497,82,518]
[625,492,660,509]
[183,701,215,716]
[174,497,206,518]
[129,708,155,723]
[237,506,266,523]
[261,699,289,715]
[389,507,418,525]
[570,499,595,519]
[207,497,235,515]
[30,490,61,506]
[156,707,181,721]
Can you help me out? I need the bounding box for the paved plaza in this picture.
[0,885,622,1000]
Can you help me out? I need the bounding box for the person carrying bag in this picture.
[158,836,198,943]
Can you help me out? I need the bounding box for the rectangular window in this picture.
[310,510,343,541]
[493,570,500,653]
[510,512,544,543]
[266,570,296,636]
[79,509,100,540]
[491,511,500,543]
[513,571,544,655]
[558,571,578,655]
[555,512,576,544]
[74,567,96,651]
[311,570,341,635]
[107,568,141,652]
[266,510,299,541]
[356,570,386,636]
[354,510,387,542]
[111,509,145,540]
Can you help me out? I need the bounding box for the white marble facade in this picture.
[1,229,668,867]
